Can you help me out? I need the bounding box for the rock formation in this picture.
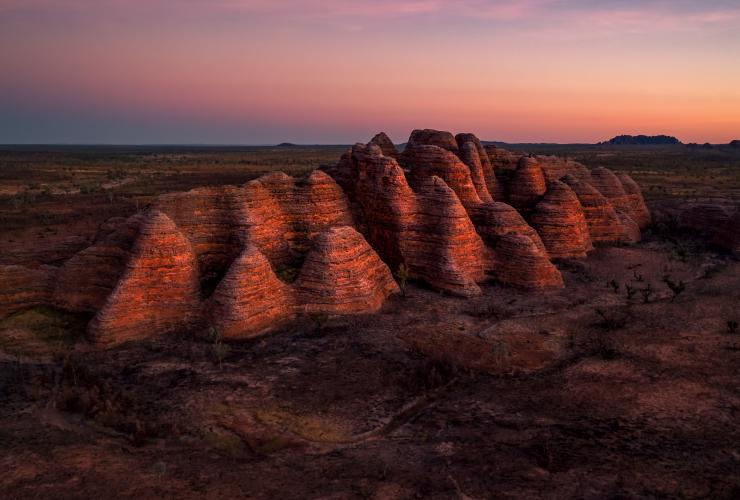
[10,128,651,346]
[455,133,505,200]
[87,211,202,345]
[207,246,295,339]
[530,181,593,259]
[490,234,564,289]
[561,174,628,243]
[617,173,651,229]
[507,157,547,211]
[295,226,399,313]
[406,128,459,152]
[53,214,144,312]
[369,132,399,159]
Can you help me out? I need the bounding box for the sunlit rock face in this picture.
[29,128,652,346]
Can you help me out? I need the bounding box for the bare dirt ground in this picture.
[1,145,739,498]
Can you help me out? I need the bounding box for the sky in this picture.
[1,0,739,144]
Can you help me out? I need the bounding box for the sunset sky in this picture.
[1,0,739,144]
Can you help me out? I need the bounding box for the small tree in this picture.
[395,263,410,297]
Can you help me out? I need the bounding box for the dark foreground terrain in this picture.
[1,144,739,498]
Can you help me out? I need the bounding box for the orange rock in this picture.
[409,176,486,296]
[468,201,547,253]
[53,214,144,312]
[407,144,483,207]
[456,133,505,200]
[457,141,494,203]
[561,174,626,244]
[492,234,563,289]
[507,157,547,211]
[531,181,593,259]
[208,246,295,338]
[295,226,399,313]
[87,211,202,345]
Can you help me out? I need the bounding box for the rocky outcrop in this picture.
[531,181,593,259]
[490,234,564,289]
[154,186,241,285]
[26,128,653,346]
[208,246,295,338]
[407,145,483,207]
[406,128,459,152]
[561,174,626,243]
[0,265,58,317]
[295,226,399,313]
[369,132,399,159]
[410,176,487,296]
[507,157,547,211]
[468,202,547,253]
[485,145,520,170]
[536,156,592,183]
[53,214,144,312]
[328,143,487,296]
[87,211,202,345]
[456,133,504,200]
[590,167,635,217]
[617,173,651,229]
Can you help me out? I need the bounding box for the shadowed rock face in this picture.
[617,173,651,229]
[53,214,144,312]
[406,128,459,152]
[32,128,652,345]
[0,265,58,317]
[531,181,593,259]
[369,132,399,159]
[561,174,626,244]
[714,209,740,257]
[507,157,547,211]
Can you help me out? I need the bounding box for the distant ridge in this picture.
[601,135,682,145]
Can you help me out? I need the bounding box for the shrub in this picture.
[395,263,410,297]
[662,275,686,301]
[728,320,739,335]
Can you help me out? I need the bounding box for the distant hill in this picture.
[601,135,682,145]
[729,140,740,148]
[275,142,298,147]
